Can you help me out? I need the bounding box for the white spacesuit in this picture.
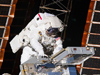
[10,12,64,64]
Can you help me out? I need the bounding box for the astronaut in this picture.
[10,12,64,64]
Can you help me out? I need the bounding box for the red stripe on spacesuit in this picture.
[38,14,42,20]
[56,37,60,41]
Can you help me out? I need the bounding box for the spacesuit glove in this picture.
[53,47,62,55]
[38,51,48,57]
[39,53,48,57]
[38,53,48,57]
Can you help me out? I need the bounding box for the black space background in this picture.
[63,0,90,47]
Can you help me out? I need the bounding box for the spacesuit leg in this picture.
[20,46,37,64]
[19,72,21,75]
[19,46,37,75]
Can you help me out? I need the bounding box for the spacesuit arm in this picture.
[53,38,63,55]
[30,38,45,56]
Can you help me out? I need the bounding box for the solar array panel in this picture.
[88,35,100,44]
[91,24,100,33]
[93,12,100,21]
[0,0,11,4]
[0,0,12,48]
[94,47,100,56]
[83,58,100,69]
[82,1,100,74]
[0,6,9,15]
[95,1,100,10]
[0,28,4,37]
[82,69,100,75]
[0,17,7,26]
